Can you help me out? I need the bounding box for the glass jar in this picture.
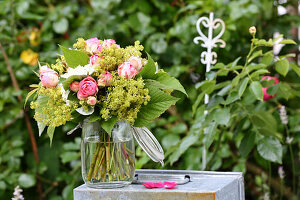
[81,120,135,188]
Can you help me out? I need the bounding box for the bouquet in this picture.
[26,37,186,186]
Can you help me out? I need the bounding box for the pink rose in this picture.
[98,71,112,87]
[70,81,80,92]
[262,76,279,101]
[39,68,59,88]
[128,56,143,72]
[87,96,97,106]
[89,54,101,66]
[77,76,98,100]
[118,62,138,80]
[85,37,100,54]
[102,39,120,49]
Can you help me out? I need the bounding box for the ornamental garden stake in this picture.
[193,12,226,170]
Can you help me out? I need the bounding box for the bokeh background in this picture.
[0,0,299,199]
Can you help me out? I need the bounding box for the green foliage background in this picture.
[0,0,299,199]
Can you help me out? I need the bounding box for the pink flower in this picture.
[39,68,59,88]
[98,71,112,87]
[164,182,177,189]
[153,182,165,188]
[89,54,101,66]
[118,62,138,79]
[87,96,97,106]
[77,76,98,100]
[102,39,120,49]
[70,81,80,92]
[262,76,279,101]
[128,56,143,72]
[85,37,100,54]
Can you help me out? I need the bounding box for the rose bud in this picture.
[128,56,143,72]
[70,81,80,92]
[89,54,101,66]
[262,76,279,101]
[77,76,98,100]
[98,71,112,87]
[85,37,100,54]
[87,96,97,106]
[39,67,59,88]
[102,39,120,49]
[118,62,138,80]
[249,26,256,35]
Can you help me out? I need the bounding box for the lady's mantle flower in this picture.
[39,66,59,88]
[77,76,98,100]
[118,62,138,80]
[85,37,100,54]
[98,71,112,87]
[12,185,24,200]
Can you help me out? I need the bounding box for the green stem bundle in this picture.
[87,136,134,183]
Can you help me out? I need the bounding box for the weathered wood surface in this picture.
[74,169,245,200]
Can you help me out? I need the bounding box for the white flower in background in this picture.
[279,105,288,125]
[263,192,270,200]
[278,166,285,179]
[61,64,95,79]
[286,136,293,144]
[12,186,24,200]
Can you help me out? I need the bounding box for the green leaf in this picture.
[59,45,89,68]
[198,80,216,94]
[257,136,282,163]
[47,126,55,146]
[101,117,118,136]
[239,132,256,157]
[279,39,296,45]
[213,108,230,126]
[24,88,38,107]
[18,174,36,188]
[168,134,199,165]
[261,52,274,66]
[224,92,239,105]
[138,53,156,79]
[60,152,79,163]
[134,85,179,127]
[192,92,205,116]
[290,63,300,77]
[277,82,293,100]
[250,81,263,101]
[250,69,269,79]
[37,121,46,137]
[203,122,217,149]
[275,59,289,77]
[144,76,187,96]
[238,78,249,98]
[248,50,263,63]
[266,84,279,95]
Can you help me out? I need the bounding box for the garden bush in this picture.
[0,0,299,199]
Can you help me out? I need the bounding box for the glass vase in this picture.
[81,120,135,188]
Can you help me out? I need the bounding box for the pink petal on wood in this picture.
[164,181,177,189]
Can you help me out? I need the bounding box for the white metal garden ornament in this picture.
[193,12,226,169]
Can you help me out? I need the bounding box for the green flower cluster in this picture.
[97,45,124,71]
[50,55,67,74]
[30,87,75,127]
[100,76,150,124]
[73,38,86,52]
